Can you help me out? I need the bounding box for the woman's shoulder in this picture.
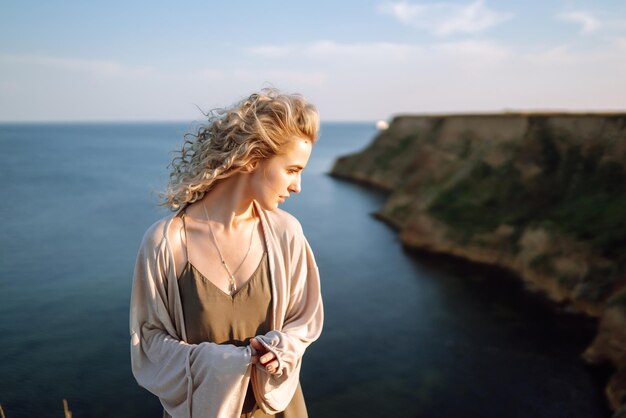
[139,212,180,249]
[264,207,304,237]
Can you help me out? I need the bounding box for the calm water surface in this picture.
[0,122,611,418]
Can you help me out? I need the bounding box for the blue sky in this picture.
[1,0,625,121]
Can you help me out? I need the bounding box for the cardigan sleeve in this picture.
[130,220,253,418]
[251,228,324,414]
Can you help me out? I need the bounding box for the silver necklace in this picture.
[203,204,257,295]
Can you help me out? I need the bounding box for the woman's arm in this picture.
[250,231,324,413]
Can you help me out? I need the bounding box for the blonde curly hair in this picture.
[162,88,320,210]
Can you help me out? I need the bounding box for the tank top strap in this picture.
[179,210,189,261]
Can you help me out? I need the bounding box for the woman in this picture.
[129,89,324,418]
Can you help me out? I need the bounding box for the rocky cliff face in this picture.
[331,113,626,415]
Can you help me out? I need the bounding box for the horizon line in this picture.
[2,109,626,125]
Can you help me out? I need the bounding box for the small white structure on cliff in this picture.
[376,120,389,130]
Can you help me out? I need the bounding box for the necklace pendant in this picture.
[229,282,237,294]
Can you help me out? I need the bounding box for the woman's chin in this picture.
[257,200,280,211]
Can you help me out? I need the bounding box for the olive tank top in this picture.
[162,212,307,418]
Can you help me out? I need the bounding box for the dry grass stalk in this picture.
[0,400,74,418]
[62,399,72,418]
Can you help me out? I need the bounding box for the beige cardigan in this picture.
[130,201,324,418]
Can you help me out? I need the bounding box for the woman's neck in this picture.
[188,174,257,232]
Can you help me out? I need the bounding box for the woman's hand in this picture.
[249,337,280,374]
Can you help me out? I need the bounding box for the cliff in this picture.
[331,113,626,416]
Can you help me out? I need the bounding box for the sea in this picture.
[0,122,613,418]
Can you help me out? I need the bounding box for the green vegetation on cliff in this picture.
[428,137,626,265]
[330,112,626,417]
[331,113,626,305]
[427,160,524,235]
[608,288,626,310]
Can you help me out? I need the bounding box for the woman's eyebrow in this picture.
[288,164,304,170]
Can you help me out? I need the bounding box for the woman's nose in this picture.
[289,176,302,194]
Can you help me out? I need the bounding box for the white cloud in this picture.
[0,54,155,78]
[304,40,421,60]
[194,69,225,81]
[524,45,581,66]
[557,11,601,34]
[2,36,625,121]
[228,69,328,86]
[380,1,428,25]
[247,45,295,58]
[263,70,328,85]
[247,39,510,66]
[247,40,421,61]
[379,0,513,36]
[435,39,510,60]
[524,37,626,70]
[244,37,626,118]
[613,36,626,50]
[0,81,19,93]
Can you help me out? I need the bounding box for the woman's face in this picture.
[249,137,313,210]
